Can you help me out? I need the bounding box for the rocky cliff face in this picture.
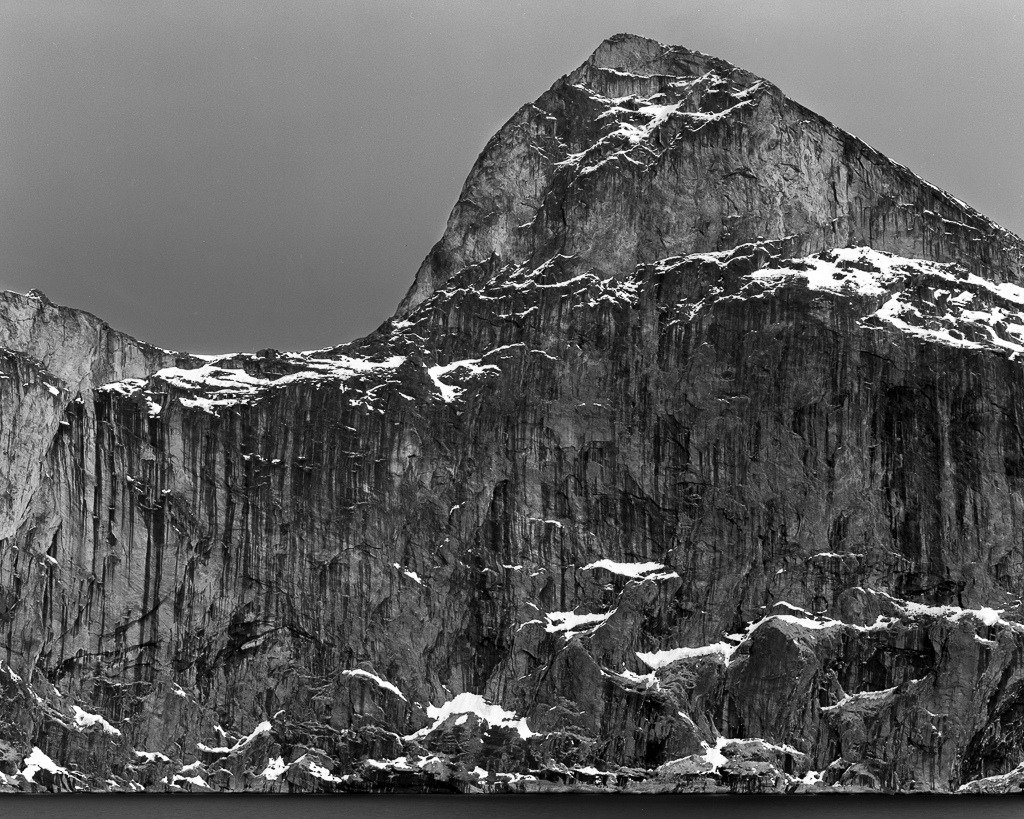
[400,34,1023,314]
[2,33,1024,794]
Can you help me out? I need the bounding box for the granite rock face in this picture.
[2,34,1024,794]
[400,33,1023,314]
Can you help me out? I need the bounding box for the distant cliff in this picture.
[3,34,1024,793]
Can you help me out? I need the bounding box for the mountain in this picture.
[2,33,1024,793]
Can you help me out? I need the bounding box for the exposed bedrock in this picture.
[1,34,1024,793]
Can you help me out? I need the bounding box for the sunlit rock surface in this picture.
[2,34,1024,793]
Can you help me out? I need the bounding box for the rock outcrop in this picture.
[2,33,1024,793]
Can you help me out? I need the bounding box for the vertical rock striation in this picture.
[2,34,1024,793]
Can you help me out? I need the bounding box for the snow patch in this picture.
[104,353,407,415]
[544,609,614,635]
[21,747,71,783]
[637,642,735,669]
[810,551,864,560]
[748,247,1024,358]
[260,756,288,781]
[166,773,209,789]
[197,720,271,754]
[602,667,658,690]
[404,692,535,741]
[427,359,500,403]
[392,563,423,585]
[900,602,1004,627]
[701,736,730,771]
[134,750,171,764]
[754,613,845,632]
[72,705,122,736]
[341,669,407,702]
[581,559,676,579]
[821,686,898,712]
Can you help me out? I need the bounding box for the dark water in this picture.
[2,795,1020,818]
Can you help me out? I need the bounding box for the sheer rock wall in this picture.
[2,35,1024,793]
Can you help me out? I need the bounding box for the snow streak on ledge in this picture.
[746,246,1024,356]
[98,244,1024,424]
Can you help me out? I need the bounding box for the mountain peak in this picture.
[5,29,1024,795]
[398,36,1024,315]
[585,32,670,68]
[581,32,760,89]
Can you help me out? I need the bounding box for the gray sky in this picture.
[1,1,1022,353]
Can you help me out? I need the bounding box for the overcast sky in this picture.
[1,1,1021,353]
